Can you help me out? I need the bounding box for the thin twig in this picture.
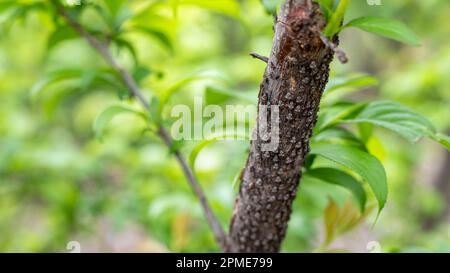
[249,52,269,63]
[51,0,228,251]
[158,128,227,247]
[318,32,348,64]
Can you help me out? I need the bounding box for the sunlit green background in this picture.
[0,0,449,252]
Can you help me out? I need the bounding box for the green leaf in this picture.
[95,0,131,33]
[160,70,226,109]
[205,86,256,104]
[320,198,375,249]
[0,1,17,14]
[30,70,82,99]
[316,0,335,20]
[324,75,379,95]
[103,0,127,17]
[112,8,133,32]
[316,102,367,132]
[323,0,350,37]
[344,16,420,46]
[113,37,139,64]
[311,143,387,212]
[149,96,161,123]
[428,133,450,150]
[93,105,146,140]
[127,26,174,53]
[312,127,367,151]
[189,132,249,169]
[342,100,436,143]
[130,6,175,33]
[322,75,379,106]
[169,139,185,154]
[231,168,243,190]
[132,66,151,84]
[358,123,373,144]
[31,68,124,100]
[304,168,367,212]
[102,0,128,23]
[323,198,340,245]
[47,25,79,51]
[260,0,281,15]
[80,69,98,92]
[0,2,47,29]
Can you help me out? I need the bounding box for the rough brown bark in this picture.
[227,0,336,252]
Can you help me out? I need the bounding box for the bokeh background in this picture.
[0,0,449,252]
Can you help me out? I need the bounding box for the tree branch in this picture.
[227,0,337,252]
[50,0,227,251]
[318,32,348,64]
[250,52,269,63]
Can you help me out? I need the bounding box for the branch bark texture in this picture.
[227,0,336,252]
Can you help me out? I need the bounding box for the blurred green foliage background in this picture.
[0,0,449,252]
